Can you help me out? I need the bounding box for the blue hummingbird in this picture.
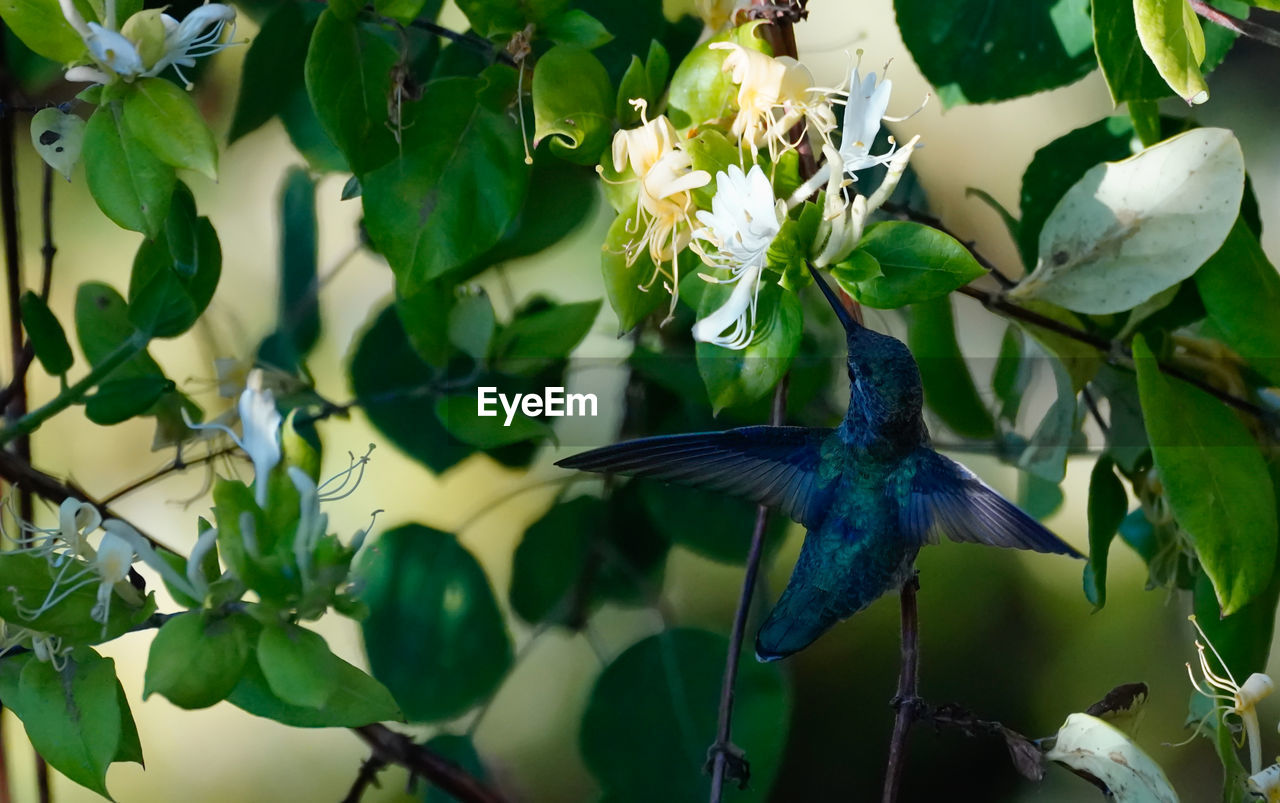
[557,264,1083,661]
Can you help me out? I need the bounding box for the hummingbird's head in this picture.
[807,263,925,438]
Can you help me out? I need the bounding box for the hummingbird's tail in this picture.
[755,582,844,662]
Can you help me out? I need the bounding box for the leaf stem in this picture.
[0,330,151,446]
[1190,1,1280,50]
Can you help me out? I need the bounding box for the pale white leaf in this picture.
[1046,713,1180,802]
[30,108,86,182]
[1011,128,1244,315]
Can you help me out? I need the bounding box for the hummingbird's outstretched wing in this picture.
[556,426,835,528]
[901,450,1084,558]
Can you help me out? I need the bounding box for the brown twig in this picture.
[99,445,241,505]
[353,725,508,803]
[1190,0,1280,50]
[707,374,790,802]
[881,572,921,803]
[340,754,389,803]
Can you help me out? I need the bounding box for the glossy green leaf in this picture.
[350,304,474,473]
[1017,348,1078,483]
[144,611,256,709]
[396,280,455,368]
[1017,116,1135,269]
[257,623,340,709]
[228,648,401,727]
[1132,335,1277,615]
[1083,456,1129,610]
[600,204,666,332]
[85,376,174,425]
[229,1,312,141]
[992,325,1030,423]
[20,291,72,375]
[375,0,440,24]
[434,394,550,448]
[30,107,85,180]
[422,733,489,803]
[7,651,123,798]
[455,0,566,37]
[532,46,613,165]
[581,628,789,803]
[543,9,612,49]
[1013,128,1244,314]
[75,282,160,377]
[1194,218,1280,386]
[83,103,176,238]
[892,0,1096,106]
[0,0,85,62]
[127,185,222,338]
[697,281,801,412]
[363,76,528,290]
[359,524,513,722]
[1134,0,1209,103]
[572,0,698,83]
[493,299,600,374]
[845,221,984,309]
[123,77,219,180]
[448,289,495,362]
[908,295,995,440]
[304,10,401,175]
[280,84,348,172]
[666,22,768,131]
[0,552,156,644]
[260,167,320,371]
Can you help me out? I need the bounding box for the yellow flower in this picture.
[711,44,836,158]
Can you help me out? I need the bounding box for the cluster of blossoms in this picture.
[1184,615,1280,799]
[605,35,921,349]
[0,369,375,665]
[57,0,238,87]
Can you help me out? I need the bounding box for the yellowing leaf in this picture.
[1134,0,1209,103]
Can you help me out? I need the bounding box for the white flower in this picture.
[690,165,785,350]
[184,368,282,506]
[838,69,897,177]
[712,43,837,158]
[289,467,330,591]
[1185,614,1275,775]
[59,0,237,87]
[1251,764,1280,803]
[90,530,135,630]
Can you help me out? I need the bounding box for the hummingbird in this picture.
[557,263,1083,661]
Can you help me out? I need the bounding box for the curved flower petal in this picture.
[839,70,895,175]
[692,263,763,350]
[86,23,144,76]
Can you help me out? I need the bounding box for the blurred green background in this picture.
[3,0,1279,800]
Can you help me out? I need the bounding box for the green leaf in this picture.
[447,289,496,361]
[908,295,995,440]
[532,46,613,165]
[7,651,123,798]
[697,281,801,412]
[228,648,401,727]
[127,184,222,338]
[376,0,441,25]
[350,304,474,473]
[20,291,72,375]
[543,8,612,49]
[434,394,551,448]
[992,325,1030,423]
[363,76,528,290]
[666,22,769,131]
[144,611,256,709]
[123,77,219,180]
[1082,457,1128,610]
[257,622,340,709]
[280,83,348,172]
[229,1,312,141]
[85,375,174,425]
[422,733,489,803]
[1017,116,1135,270]
[1016,348,1078,483]
[492,299,600,374]
[395,280,456,368]
[455,0,565,37]
[304,10,401,175]
[1012,128,1244,314]
[844,221,984,309]
[600,204,666,332]
[30,107,85,181]
[358,524,513,722]
[1194,218,1280,387]
[637,479,784,565]
[892,0,1096,107]
[83,103,176,238]
[1132,335,1277,615]
[75,282,161,378]
[0,0,86,62]
[1134,0,1209,104]
[581,628,789,803]
[114,683,143,766]
[0,552,155,644]
[259,167,320,370]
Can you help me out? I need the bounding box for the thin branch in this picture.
[340,754,389,803]
[353,725,509,803]
[99,445,241,505]
[882,573,921,803]
[1191,1,1280,50]
[707,374,790,802]
[34,755,48,803]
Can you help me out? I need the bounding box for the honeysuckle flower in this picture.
[59,0,237,88]
[691,164,785,349]
[289,467,330,591]
[607,100,710,320]
[1185,614,1275,775]
[838,68,897,177]
[90,529,135,632]
[712,43,837,158]
[1251,764,1280,802]
[184,368,282,505]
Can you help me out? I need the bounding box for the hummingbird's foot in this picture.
[704,741,751,789]
[890,693,926,717]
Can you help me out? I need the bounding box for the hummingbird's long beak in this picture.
[807,262,860,332]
